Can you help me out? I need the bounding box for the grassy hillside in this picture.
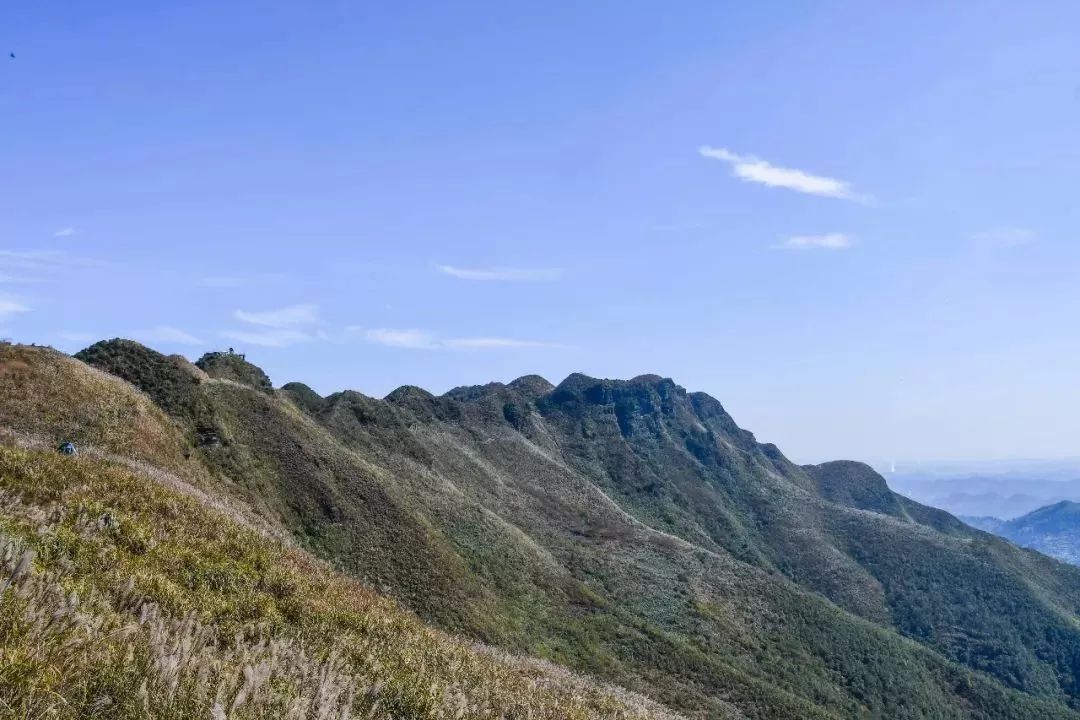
[0,343,199,476]
[0,446,682,720]
[7,339,1080,718]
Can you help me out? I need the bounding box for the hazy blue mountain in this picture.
[973,501,1080,566]
[886,463,1080,519]
[960,515,1006,533]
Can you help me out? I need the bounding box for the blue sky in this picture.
[3,1,1080,464]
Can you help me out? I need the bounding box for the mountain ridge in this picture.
[5,338,1080,718]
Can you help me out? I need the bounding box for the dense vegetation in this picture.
[5,339,1080,718]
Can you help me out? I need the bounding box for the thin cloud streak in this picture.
[234,303,319,328]
[134,325,204,345]
[222,303,321,348]
[0,272,43,284]
[0,250,65,270]
[443,337,556,350]
[698,146,870,202]
[363,327,561,351]
[970,227,1036,248]
[220,328,315,348]
[363,328,438,349]
[778,233,854,250]
[0,249,103,275]
[0,298,29,319]
[53,227,75,238]
[437,265,564,282]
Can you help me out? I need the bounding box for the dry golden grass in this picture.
[0,344,194,476]
[0,446,686,720]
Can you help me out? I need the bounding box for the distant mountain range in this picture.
[963,501,1080,565]
[887,464,1080,519]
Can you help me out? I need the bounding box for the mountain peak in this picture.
[385,384,439,406]
[195,350,273,393]
[551,372,682,400]
[74,338,208,416]
[280,381,325,414]
[1013,499,1080,524]
[977,499,1080,566]
[507,374,554,398]
[442,382,507,402]
[804,460,905,518]
[628,373,668,385]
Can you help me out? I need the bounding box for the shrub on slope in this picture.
[74,339,209,420]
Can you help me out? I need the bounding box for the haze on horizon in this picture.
[3,2,1080,466]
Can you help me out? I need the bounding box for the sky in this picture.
[3,1,1080,465]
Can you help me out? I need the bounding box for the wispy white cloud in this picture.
[698,146,869,202]
[0,250,64,271]
[362,328,438,349]
[134,325,204,345]
[0,298,29,320]
[221,303,321,348]
[778,233,854,250]
[225,306,556,351]
[0,272,41,284]
[0,250,101,276]
[437,265,564,282]
[970,227,1036,248]
[362,327,560,351]
[220,328,314,348]
[234,303,319,328]
[443,337,556,350]
[53,227,75,238]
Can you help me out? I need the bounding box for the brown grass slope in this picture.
[9,339,1080,719]
[0,446,684,720]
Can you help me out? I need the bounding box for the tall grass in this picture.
[0,447,685,720]
[0,344,207,481]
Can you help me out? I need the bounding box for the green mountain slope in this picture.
[5,339,1080,718]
